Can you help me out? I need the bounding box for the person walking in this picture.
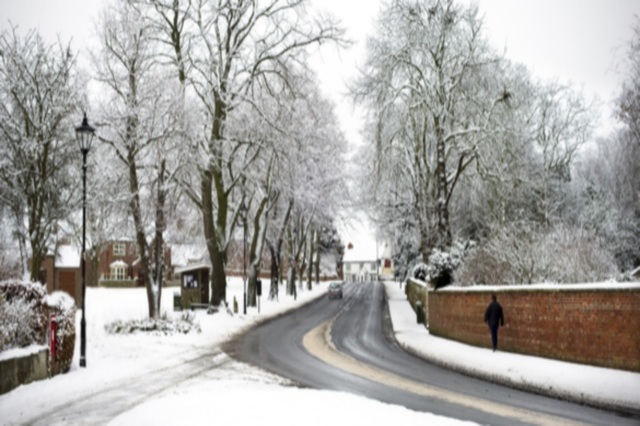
[484,294,505,352]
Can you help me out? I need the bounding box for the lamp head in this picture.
[75,113,95,153]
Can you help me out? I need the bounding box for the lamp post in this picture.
[75,113,95,368]
[240,201,247,315]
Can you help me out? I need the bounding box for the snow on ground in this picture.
[3,279,638,425]
[384,281,640,413]
[0,279,473,426]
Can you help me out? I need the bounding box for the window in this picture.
[113,242,126,256]
[345,263,351,272]
[371,262,377,271]
[111,265,126,280]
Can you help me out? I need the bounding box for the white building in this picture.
[342,240,393,283]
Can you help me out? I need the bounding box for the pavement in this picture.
[383,281,640,416]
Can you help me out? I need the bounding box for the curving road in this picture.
[228,282,638,426]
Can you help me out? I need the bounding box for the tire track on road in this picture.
[303,319,586,426]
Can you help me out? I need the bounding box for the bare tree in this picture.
[617,16,640,146]
[0,28,81,281]
[93,1,184,318]
[529,82,595,225]
[147,0,344,306]
[353,0,508,257]
[243,73,347,300]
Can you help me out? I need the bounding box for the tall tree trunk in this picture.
[202,96,229,307]
[314,229,321,284]
[287,264,297,300]
[127,148,156,318]
[247,197,269,306]
[268,242,280,300]
[306,228,314,290]
[434,122,452,249]
[208,242,227,306]
[149,159,167,319]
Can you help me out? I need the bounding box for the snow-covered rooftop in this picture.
[343,241,377,263]
[55,245,80,268]
[171,244,207,267]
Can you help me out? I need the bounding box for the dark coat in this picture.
[484,300,504,327]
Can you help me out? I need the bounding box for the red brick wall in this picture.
[427,287,640,372]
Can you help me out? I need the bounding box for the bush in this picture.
[455,246,510,285]
[411,241,474,288]
[455,223,618,285]
[0,280,48,352]
[43,292,76,375]
[105,312,201,335]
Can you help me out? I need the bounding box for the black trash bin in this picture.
[416,301,424,324]
[173,291,182,311]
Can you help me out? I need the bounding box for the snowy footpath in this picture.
[384,281,640,414]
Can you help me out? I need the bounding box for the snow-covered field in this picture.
[0,279,475,426]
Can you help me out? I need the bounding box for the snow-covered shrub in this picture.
[105,312,201,335]
[410,263,428,282]
[542,225,618,283]
[427,249,455,288]
[43,292,76,375]
[455,224,618,285]
[392,221,421,282]
[406,241,474,288]
[0,280,47,352]
[455,246,510,285]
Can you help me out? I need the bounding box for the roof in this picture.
[175,262,211,274]
[339,215,393,263]
[171,244,207,267]
[343,239,378,263]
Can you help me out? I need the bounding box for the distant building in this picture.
[342,240,393,282]
[96,239,139,285]
[37,239,173,306]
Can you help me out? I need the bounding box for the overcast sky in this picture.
[4,0,639,248]
[310,0,640,143]
[3,0,639,141]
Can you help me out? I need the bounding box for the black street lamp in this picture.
[75,113,95,368]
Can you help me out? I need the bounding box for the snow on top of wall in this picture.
[435,281,640,292]
[0,344,47,362]
[55,245,80,268]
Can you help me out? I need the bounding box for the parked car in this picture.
[328,281,343,299]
